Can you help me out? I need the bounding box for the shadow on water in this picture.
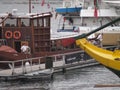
[0,79,52,90]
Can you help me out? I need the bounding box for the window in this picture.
[5,19,16,27]
[44,17,50,27]
[39,18,43,27]
[33,19,37,27]
[21,19,29,27]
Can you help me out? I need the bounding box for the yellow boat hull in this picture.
[76,38,120,77]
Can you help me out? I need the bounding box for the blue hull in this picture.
[55,7,82,15]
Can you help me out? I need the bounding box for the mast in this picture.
[29,0,31,13]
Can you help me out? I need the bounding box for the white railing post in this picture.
[55,55,57,62]
[63,55,65,65]
[12,62,15,75]
[30,59,32,71]
[62,55,66,73]
[22,60,25,74]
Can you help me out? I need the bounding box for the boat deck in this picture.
[0,58,98,81]
[0,46,116,81]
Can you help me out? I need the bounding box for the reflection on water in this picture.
[0,65,120,90]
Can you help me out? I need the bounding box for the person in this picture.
[21,43,31,54]
[96,33,103,47]
[87,33,96,44]
[87,33,96,40]
[21,22,26,27]
[21,43,31,73]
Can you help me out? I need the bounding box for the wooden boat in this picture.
[0,12,84,68]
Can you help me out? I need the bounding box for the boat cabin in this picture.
[0,12,52,56]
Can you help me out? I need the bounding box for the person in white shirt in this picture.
[21,43,31,54]
[87,34,96,40]
[87,33,96,44]
[87,33,103,47]
[96,33,103,47]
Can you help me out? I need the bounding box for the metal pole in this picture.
[82,0,85,8]
[29,0,31,13]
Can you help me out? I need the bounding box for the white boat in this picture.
[55,0,120,45]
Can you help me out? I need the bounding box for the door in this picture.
[14,41,21,52]
[0,27,2,39]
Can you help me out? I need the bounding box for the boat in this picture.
[55,0,82,16]
[77,38,120,78]
[0,0,99,69]
[0,11,92,69]
[75,17,120,78]
[55,0,120,46]
[0,0,118,69]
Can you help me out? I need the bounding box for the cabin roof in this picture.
[0,12,52,19]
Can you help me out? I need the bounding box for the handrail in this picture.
[0,46,116,76]
[0,46,116,64]
[0,50,84,64]
[0,13,11,24]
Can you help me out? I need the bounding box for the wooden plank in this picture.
[94,84,120,87]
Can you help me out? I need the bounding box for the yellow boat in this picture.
[74,17,120,77]
[76,38,120,77]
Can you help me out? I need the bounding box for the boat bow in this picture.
[76,38,120,77]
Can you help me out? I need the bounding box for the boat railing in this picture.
[0,45,116,76]
[58,23,81,31]
[63,0,83,8]
[0,50,91,76]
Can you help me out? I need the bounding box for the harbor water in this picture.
[0,65,120,90]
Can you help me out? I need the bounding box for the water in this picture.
[0,65,120,90]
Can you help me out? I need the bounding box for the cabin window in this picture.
[39,18,43,27]
[44,17,50,27]
[21,19,29,27]
[44,18,46,27]
[5,19,16,27]
[33,19,37,27]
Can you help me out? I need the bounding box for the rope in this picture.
[0,13,11,24]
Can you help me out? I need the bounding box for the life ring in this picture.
[5,31,12,39]
[13,31,21,39]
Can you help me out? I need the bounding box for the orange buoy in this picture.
[13,31,21,39]
[5,31,12,39]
